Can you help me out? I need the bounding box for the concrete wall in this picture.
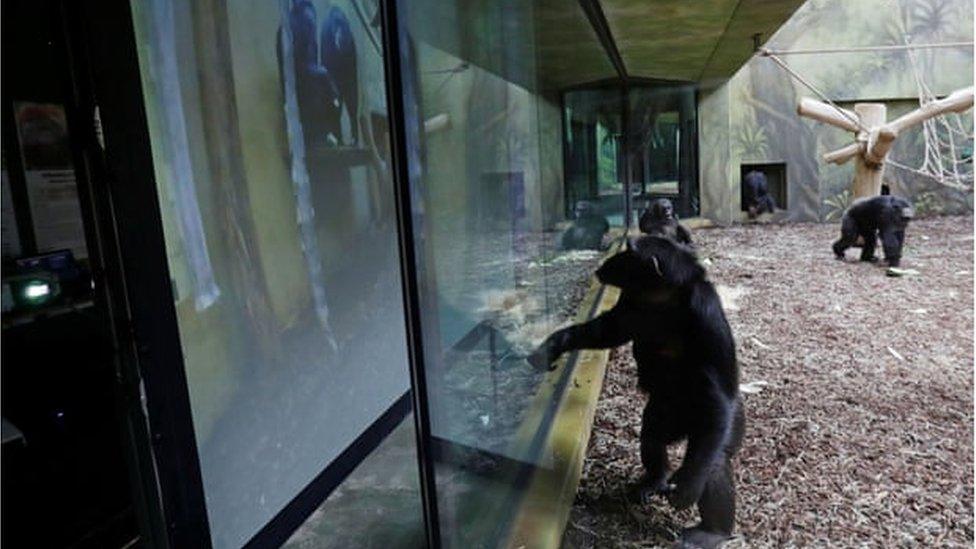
[699,0,974,224]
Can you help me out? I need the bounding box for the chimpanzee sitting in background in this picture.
[832,194,914,267]
[561,200,610,251]
[742,170,776,219]
[529,236,744,549]
[639,198,693,245]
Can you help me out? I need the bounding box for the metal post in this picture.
[379,1,443,547]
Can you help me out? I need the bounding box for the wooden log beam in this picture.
[797,97,860,132]
[865,126,897,164]
[886,86,975,134]
[823,141,865,165]
[424,113,450,134]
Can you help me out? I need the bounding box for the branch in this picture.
[865,126,897,164]
[886,86,975,134]
[823,141,865,165]
[797,98,860,132]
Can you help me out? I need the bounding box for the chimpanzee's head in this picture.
[649,198,675,221]
[574,200,596,219]
[596,236,703,293]
[887,196,914,228]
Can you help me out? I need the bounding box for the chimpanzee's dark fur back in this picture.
[597,237,737,397]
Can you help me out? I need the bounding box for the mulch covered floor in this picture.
[562,215,974,548]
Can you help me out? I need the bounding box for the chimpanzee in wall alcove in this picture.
[639,198,693,246]
[832,194,914,267]
[742,170,777,219]
[529,236,744,549]
[561,200,610,251]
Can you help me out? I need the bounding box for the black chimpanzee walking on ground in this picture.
[529,236,744,549]
[832,194,914,267]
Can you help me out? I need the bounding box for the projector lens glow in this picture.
[24,282,51,300]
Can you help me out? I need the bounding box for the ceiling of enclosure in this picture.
[536,0,805,89]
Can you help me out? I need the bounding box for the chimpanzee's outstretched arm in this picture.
[527,307,632,370]
[676,223,694,245]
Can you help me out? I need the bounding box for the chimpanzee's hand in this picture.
[527,341,558,371]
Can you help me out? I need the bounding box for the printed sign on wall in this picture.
[14,102,88,259]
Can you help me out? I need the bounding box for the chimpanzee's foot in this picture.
[627,474,672,505]
[860,255,878,263]
[672,526,731,549]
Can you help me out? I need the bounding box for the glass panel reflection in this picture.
[284,418,424,549]
[394,0,609,546]
[629,85,700,219]
[563,89,626,226]
[131,0,417,546]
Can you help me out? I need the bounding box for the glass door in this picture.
[563,88,626,226]
[628,84,699,219]
[390,0,608,546]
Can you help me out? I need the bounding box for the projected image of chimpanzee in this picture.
[320,6,359,144]
[833,194,914,267]
[277,1,359,149]
[561,200,610,251]
[639,198,693,245]
[528,236,744,549]
[742,170,776,220]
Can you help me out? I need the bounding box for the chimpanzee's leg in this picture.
[881,229,904,267]
[675,403,743,549]
[859,230,878,262]
[674,460,735,549]
[634,401,672,503]
[832,215,859,259]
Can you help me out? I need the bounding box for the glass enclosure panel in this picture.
[130,0,418,546]
[395,0,605,546]
[563,89,626,226]
[284,418,424,549]
[628,84,700,218]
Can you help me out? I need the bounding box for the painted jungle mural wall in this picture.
[700,0,974,224]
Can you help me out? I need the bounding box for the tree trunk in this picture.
[852,103,886,198]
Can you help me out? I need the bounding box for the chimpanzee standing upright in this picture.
[742,170,776,219]
[529,236,744,549]
[832,194,914,267]
[561,200,610,251]
[639,198,693,246]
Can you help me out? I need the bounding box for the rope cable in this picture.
[762,41,973,56]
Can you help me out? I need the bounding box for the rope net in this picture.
[760,40,974,191]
